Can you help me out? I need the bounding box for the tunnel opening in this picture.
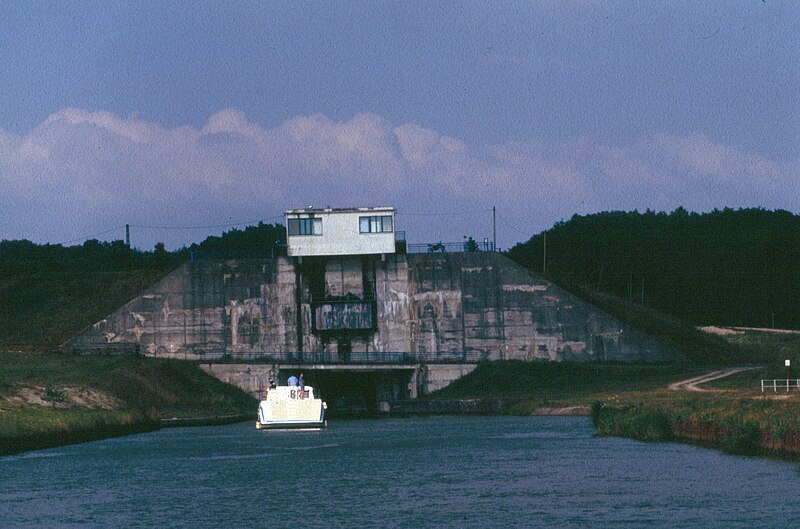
[291,369,415,418]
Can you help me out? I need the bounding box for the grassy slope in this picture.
[0,264,258,454]
[432,361,699,411]
[432,330,800,459]
[0,351,256,417]
[561,285,751,365]
[0,269,169,348]
[589,329,800,458]
[591,390,800,457]
[0,351,257,455]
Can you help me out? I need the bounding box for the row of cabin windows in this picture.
[359,215,393,234]
[288,215,394,237]
[287,217,323,236]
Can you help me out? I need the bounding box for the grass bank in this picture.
[0,269,169,349]
[0,351,257,456]
[430,356,800,460]
[430,361,699,413]
[591,392,800,458]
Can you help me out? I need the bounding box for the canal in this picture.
[2,416,799,527]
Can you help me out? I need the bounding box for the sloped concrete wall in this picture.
[66,253,674,362]
[66,259,299,356]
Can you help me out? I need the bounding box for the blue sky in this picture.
[0,1,797,250]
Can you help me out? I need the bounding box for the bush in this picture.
[721,421,762,456]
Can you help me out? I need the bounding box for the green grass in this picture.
[592,390,800,458]
[431,361,699,411]
[0,350,256,417]
[719,329,800,365]
[431,354,800,459]
[0,269,169,348]
[0,351,257,455]
[0,406,159,455]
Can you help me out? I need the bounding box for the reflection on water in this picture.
[2,416,799,528]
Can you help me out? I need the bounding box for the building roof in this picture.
[285,206,395,215]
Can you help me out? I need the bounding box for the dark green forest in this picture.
[507,208,800,330]
[0,222,286,277]
[3,210,798,348]
[0,223,286,347]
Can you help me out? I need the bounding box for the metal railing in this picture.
[145,349,484,364]
[761,379,800,393]
[189,246,287,261]
[407,240,496,254]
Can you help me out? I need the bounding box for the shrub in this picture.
[721,421,762,456]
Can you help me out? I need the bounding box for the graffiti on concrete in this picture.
[315,302,374,330]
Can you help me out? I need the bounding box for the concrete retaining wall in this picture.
[65,253,675,363]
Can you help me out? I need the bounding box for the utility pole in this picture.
[492,206,496,252]
[542,230,547,275]
[124,224,131,272]
[641,276,645,305]
[629,271,633,302]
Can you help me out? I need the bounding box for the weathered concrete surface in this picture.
[66,253,675,363]
[65,259,299,356]
[423,364,479,393]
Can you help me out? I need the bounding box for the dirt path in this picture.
[668,367,755,392]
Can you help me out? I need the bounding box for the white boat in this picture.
[256,385,327,430]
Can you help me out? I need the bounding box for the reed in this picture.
[591,395,800,459]
[0,407,159,455]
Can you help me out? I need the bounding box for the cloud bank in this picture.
[0,108,796,250]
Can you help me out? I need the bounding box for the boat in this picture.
[256,385,327,430]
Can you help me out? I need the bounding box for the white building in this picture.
[285,207,397,257]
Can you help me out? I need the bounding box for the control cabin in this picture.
[285,207,397,257]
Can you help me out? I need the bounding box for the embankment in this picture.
[1,409,160,456]
[390,398,589,416]
[0,351,257,456]
[591,398,800,459]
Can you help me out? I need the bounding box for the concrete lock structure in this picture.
[65,207,675,412]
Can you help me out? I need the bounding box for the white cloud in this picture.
[0,109,796,249]
[45,108,156,144]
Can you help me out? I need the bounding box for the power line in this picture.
[58,226,126,245]
[398,208,493,217]
[55,215,285,246]
[129,215,283,231]
[496,212,531,237]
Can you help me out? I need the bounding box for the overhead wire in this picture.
[398,208,493,217]
[56,215,285,245]
[496,212,532,238]
[58,226,126,245]
[129,214,283,231]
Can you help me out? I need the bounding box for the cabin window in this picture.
[359,215,393,234]
[288,217,322,236]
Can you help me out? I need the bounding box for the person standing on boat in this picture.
[288,374,298,387]
[299,373,305,397]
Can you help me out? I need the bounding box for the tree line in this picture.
[5,210,799,330]
[506,208,800,329]
[0,222,286,277]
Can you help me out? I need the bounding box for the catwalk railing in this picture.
[407,239,496,254]
[142,349,485,364]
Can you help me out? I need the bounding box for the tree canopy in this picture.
[507,208,800,329]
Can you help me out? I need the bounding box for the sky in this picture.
[0,1,797,250]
